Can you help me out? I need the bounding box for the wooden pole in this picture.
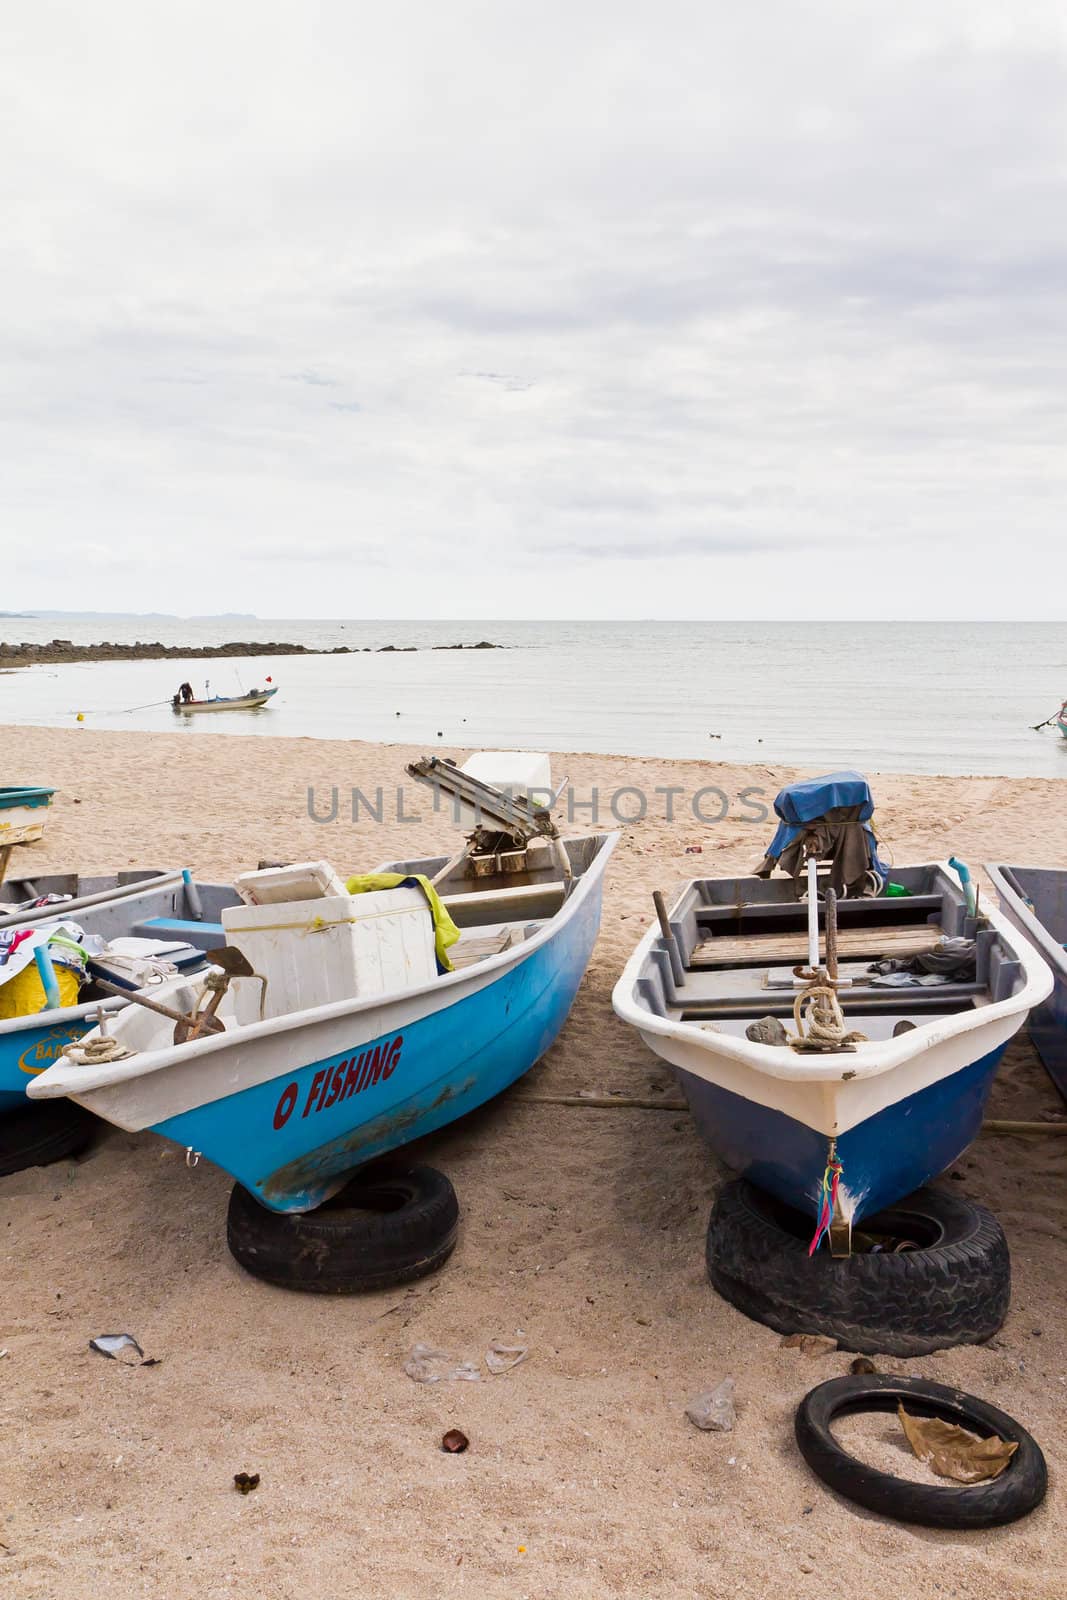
[653,890,685,987]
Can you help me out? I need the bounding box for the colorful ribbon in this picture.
[808,1156,844,1256]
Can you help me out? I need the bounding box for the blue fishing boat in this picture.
[0,871,238,1114]
[986,864,1067,1103]
[613,775,1052,1244]
[27,830,617,1212]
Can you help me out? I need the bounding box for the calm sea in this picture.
[1,618,1065,779]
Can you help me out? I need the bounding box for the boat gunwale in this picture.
[611,860,1054,1085]
[27,830,619,1097]
[0,787,55,809]
[0,872,235,1036]
[986,862,1067,982]
[0,868,185,932]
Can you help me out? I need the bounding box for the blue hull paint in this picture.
[678,1044,1007,1222]
[0,1019,93,1115]
[152,871,605,1211]
[1029,996,1067,1104]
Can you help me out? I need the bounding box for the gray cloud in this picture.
[1,0,1065,618]
[541,531,806,561]
[461,370,534,391]
[285,370,338,387]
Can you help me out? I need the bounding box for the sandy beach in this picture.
[2,722,1065,1600]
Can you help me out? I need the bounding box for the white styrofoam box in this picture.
[460,751,552,796]
[222,886,437,1022]
[234,861,350,907]
[447,751,553,831]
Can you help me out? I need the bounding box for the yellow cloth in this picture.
[345,872,460,973]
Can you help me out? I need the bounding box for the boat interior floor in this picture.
[651,884,1027,1037]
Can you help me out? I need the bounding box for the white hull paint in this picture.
[44,954,508,1132]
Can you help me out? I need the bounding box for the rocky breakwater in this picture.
[0,638,502,668]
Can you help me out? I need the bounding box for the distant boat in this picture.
[172,686,278,714]
[1034,697,1067,736]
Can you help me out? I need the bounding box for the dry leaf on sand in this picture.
[780,1333,838,1356]
[897,1404,1018,1483]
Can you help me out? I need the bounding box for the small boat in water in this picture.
[986,863,1067,1103]
[1032,697,1067,738]
[172,684,278,714]
[27,759,617,1212]
[1,870,239,1113]
[613,774,1052,1243]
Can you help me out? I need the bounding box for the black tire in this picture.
[795,1374,1048,1528]
[707,1181,1009,1356]
[0,1099,97,1177]
[226,1163,459,1292]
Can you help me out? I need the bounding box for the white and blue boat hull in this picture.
[28,834,616,1211]
[676,1042,1007,1221]
[614,861,1053,1226]
[151,881,603,1211]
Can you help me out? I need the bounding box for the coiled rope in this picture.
[789,978,868,1049]
[65,1035,132,1065]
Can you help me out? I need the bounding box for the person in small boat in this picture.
[172,681,195,707]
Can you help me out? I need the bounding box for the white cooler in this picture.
[448,752,553,831]
[222,869,437,1023]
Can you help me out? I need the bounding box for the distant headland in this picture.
[0,638,502,668]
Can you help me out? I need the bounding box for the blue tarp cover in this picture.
[772,771,874,827]
[764,770,886,878]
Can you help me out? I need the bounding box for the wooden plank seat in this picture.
[441,880,567,929]
[675,984,986,1022]
[688,924,945,970]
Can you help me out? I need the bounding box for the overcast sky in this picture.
[4,2,1066,619]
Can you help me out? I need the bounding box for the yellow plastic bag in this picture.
[0,962,81,1020]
